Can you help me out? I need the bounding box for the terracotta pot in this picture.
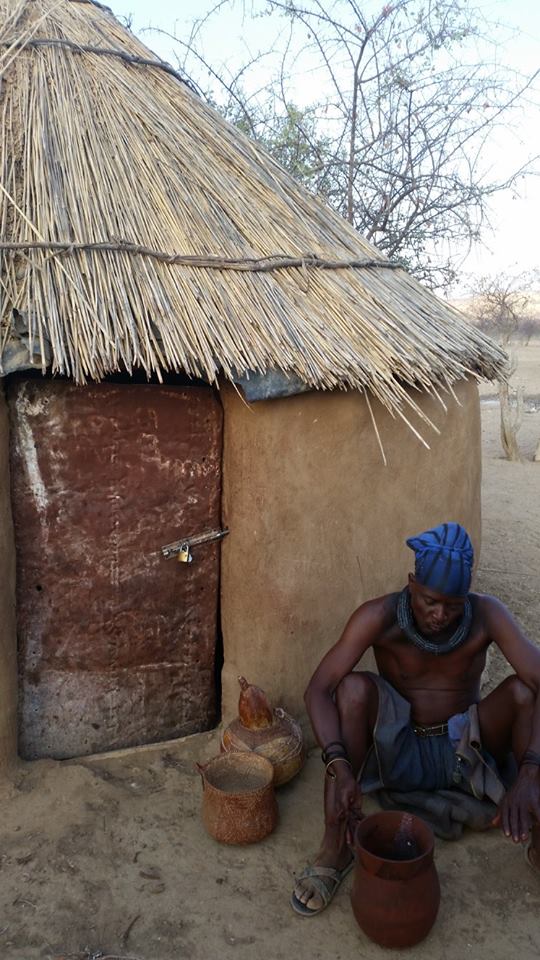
[350,811,440,948]
[197,752,278,844]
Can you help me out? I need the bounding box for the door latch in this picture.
[161,527,229,563]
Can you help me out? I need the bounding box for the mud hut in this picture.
[0,0,505,769]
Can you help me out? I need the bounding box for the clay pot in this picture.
[197,752,278,845]
[350,811,440,948]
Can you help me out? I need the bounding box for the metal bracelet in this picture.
[322,751,348,768]
[520,749,540,767]
[321,740,346,763]
[325,757,352,780]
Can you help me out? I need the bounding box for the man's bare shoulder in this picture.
[471,591,535,642]
[470,591,512,621]
[347,591,399,634]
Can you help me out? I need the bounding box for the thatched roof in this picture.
[0,0,506,433]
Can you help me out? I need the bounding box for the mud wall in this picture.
[0,387,17,768]
[220,378,481,727]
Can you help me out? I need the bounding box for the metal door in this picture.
[9,380,223,759]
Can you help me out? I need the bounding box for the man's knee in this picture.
[501,674,535,710]
[335,672,376,718]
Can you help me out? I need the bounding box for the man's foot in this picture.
[291,848,354,916]
[291,859,354,916]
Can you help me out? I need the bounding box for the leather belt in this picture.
[413,721,449,738]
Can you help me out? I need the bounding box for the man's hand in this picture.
[328,763,363,825]
[494,765,540,842]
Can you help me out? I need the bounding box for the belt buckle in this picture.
[413,722,447,738]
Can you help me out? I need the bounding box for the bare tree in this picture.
[471,272,533,345]
[168,0,539,289]
[499,372,524,463]
[469,272,537,461]
[519,317,540,346]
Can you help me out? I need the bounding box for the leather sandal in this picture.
[290,860,354,917]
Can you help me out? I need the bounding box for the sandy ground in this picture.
[476,342,540,693]
[0,345,539,960]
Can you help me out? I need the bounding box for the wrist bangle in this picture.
[323,740,346,752]
[322,741,346,763]
[520,749,540,767]
[323,749,347,763]
[325,757,352,780]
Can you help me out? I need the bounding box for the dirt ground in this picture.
[0,345,539,960]
[476,342,540,694]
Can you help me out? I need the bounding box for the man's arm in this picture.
[303,597,388,823]
[484,596,540,840]
[304,596,387,751]
[485,595,540,748]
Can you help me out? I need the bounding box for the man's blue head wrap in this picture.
[406,522,473,596]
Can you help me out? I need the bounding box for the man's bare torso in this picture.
[372,591,491,724]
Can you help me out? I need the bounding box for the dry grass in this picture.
[0,0,506,433]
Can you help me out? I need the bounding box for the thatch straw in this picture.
[0,0,506,429]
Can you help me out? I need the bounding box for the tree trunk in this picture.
[499,380,523,462]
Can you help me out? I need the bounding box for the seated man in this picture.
[291,522,540,916]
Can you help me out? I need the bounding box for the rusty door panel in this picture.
[9,380,222,759]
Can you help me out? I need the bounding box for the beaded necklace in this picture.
[396,586,472,655]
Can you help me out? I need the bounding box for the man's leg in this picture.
[477,674,539,859]
[293,672,378,912]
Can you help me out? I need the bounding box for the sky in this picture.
[108,0,540,292]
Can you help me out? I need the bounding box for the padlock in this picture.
[177,542,193,563]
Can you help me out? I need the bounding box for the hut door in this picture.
[9,380,223,760]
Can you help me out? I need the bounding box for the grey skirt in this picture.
[359,672,506,803]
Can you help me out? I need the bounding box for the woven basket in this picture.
[197,752,278,844]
